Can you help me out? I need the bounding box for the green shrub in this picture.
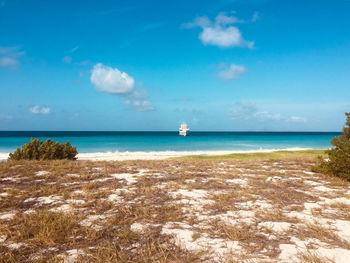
[312,112,350,180]
[9,138,78,161]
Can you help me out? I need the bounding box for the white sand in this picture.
[37,195,61,205]
[6,242,26,250]
[80,215,106,227]
[225,178,248,185]
[110,173,139,184]
[67,173,80,177]
[0,192,9,197]
[0,212,15,220]
[35,171,50,176]
[74,148,310,161]
[0,153,9,160]
[161,222,242,260]
[316,247,350,263]
[108,193,123,202]
[60,249,85,263]
[169,189,214,207]
[50,204,72,212]
[110,169,149,185]
[130,222,147,233]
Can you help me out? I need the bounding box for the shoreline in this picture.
[0,147,325,161]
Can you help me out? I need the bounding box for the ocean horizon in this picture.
[0,131,340,160]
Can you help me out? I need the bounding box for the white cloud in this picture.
[90,63,134,94]
[218,63,247,80]
[200,26,252,48]
[91,63,155,111]
[62,56,72,64]
[215,12,244,25]
[184,12,254,48]
[29,105,51,115]
[252,11,260,22]
[183,16,211,28]
[0,46,25,69]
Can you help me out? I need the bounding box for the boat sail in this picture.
[179,122,189,136]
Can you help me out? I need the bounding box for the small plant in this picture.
[9,138,78,161]
[312,112,350,181]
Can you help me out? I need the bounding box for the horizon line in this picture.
[0,130,342,133]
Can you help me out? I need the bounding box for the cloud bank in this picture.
[90,63,154,111]
[184,12,254,48]
[29,105,51,115]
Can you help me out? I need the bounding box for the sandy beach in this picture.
[0,147,313,161]
[1,151,350,262]
[76,148,313,161]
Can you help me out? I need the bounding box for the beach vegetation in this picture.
[177,149,326,160]
[313,112,350,181]
[8,138,78,161]
[1,157,350,261]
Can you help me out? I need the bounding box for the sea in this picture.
[0,131,340,160]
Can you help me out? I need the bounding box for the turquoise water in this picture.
[0,131,339,154]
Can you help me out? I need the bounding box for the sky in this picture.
[0,0,349,131]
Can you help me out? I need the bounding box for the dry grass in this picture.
[297,250,335,263]
[84,238,202,263]
[14,209,79,245]
[177,149,326,160]
[296,222,350,249]
[1,154,350,262]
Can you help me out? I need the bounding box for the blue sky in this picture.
[0,0,349,131]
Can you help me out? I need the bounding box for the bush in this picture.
[312,112,350,180]
[9,138,78,161]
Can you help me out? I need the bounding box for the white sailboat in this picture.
[179,122,189,136]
